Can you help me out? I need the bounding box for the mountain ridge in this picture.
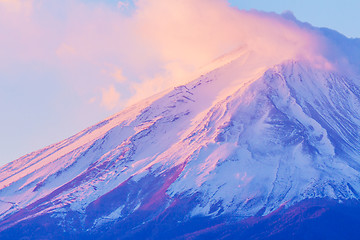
[1,53,360,238]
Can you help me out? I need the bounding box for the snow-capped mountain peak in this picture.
[1,15,360,239]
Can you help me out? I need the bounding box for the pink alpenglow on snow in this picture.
[1,1,360,239]
[0,0,355,165]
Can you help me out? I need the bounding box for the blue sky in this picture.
[0,0,359,166]
[228,0,360,38]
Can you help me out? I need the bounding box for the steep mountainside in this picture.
[1,50,360,238]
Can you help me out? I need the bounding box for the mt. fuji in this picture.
[1,13,360,239]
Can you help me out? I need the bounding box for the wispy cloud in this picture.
[101,85,121,110]
[0,0,336,111]
[1,0,354,165]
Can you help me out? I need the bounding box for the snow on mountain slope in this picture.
[1,34,360,238]
[0,49,264,220]
[168,61,360,218]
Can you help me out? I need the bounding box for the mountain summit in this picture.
[1,16,360,239]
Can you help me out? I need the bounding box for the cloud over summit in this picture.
[0,0,339,109]
[1,0,358,165]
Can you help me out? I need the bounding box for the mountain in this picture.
[1,22,360,239]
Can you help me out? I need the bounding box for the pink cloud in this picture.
[101,85,121,110]
[0,0,336,112]
[117,1,130,9]
[0,0,33,14]
[110,68,127,83]
[124,0,330,103]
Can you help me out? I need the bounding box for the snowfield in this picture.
[1,14,360,240]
